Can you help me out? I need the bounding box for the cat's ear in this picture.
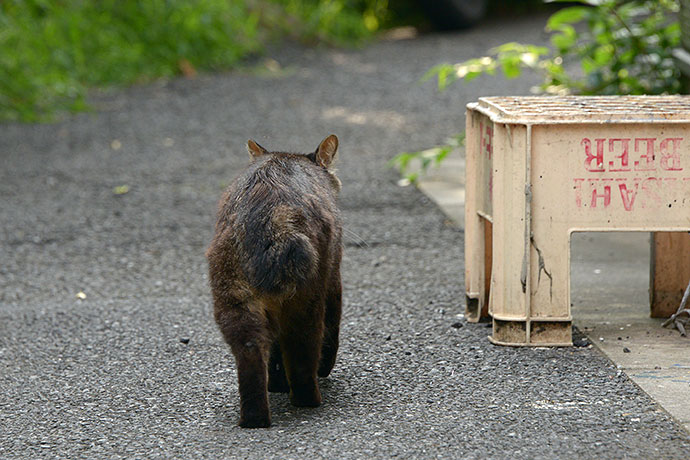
[315,134,338,168]
[247,140,267,159]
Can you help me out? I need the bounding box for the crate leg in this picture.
[465,215,490,322]
[482,219,492,320]
[464,209,482,322]
[650,232,690,318]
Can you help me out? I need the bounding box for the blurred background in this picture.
[0,0,549,123]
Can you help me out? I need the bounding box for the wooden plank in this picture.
[650,232,690,318]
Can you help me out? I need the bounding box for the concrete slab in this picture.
[626,369,690,424]
[407,152,465,226]
[416,149,690,433]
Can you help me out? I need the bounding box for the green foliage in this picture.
[0,0,262,122]
[389,133,465,185]
[397,0,682,182]
[269,0,396,45]
[0,0,409,122]
[423,43,551,90]
[428,0,681,96]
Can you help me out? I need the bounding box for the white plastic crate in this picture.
[465,96,690,346]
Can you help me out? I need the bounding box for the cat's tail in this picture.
[243,205,318,294]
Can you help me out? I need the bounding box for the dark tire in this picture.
[422,0,488,30]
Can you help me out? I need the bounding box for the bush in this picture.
[268,0,392,45]
[0,0,263,122]
[0,0,407,122]
[393,0,682,182]
[428,0,681,95]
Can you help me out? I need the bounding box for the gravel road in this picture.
[2,12,690,459]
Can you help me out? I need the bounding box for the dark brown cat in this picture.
[206,135,343,428]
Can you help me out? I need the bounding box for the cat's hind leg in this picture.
[215,301,272,428]
[319,272,341,378]
[267,341,289,393]
[280,295,324,407]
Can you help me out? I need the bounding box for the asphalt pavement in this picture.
[2,13,690,460]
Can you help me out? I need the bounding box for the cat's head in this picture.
[246,135,341,191]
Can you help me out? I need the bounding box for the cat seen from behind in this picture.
[206,135,343,428]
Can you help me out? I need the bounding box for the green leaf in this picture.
[547,6,588,31]
[405,172,419,184]
[437,65,452,90]
[434,147,451,164]
[388,152,413,169]
[421,63,448,83]
[593,44,614,65]
[391,133,465,183]
[580,56,596,74]
[491,42,526,54]
[551,26,577,51]
[500,56,522,79]
[464,71,482,81]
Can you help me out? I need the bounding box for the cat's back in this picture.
[225,153,338,229]
[208,151,340,292]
